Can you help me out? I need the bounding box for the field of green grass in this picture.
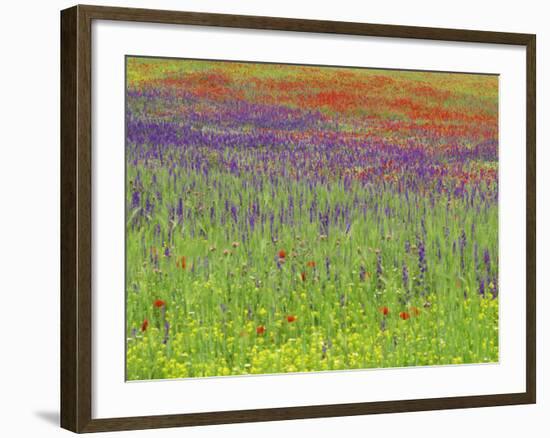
[125,57,499,380]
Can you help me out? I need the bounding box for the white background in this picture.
[93,20,526,419]
[0,0,547,437]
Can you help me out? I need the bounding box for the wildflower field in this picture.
[125,57,499,380]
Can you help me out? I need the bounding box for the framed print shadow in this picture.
[60,4,536,433]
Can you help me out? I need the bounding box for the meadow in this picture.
[125,57,499,380]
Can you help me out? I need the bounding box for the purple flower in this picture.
[162,320,170,344]
[131,190,140,209]
[417,238,427,296]
[402,262,409,291]
[483,249,491,274]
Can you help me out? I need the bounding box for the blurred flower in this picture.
[141,319,149,332]
[359,265,366,282]
[399,311,410,320]
[153,299,166,308]
[162,320,170,344]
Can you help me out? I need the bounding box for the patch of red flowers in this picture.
[153,299,166,308]
[256,325,266,335]
[286,315,297,323]
[306,260,316,268]
[141,319,149,332]
[379,306,390,316]
[300,271,306,281]
[278,249,286,259]
[180,256,187,270]
[400,311,411,320]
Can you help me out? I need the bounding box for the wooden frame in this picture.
[60,4,536,433]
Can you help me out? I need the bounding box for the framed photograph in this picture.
[60,4,536,433]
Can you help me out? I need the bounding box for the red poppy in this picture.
[287,315,297,323]
[399,311,411,320]
[256,325,266,335]
[180,256,187,270]
[153,299,166,308]
[306,260,316,268]
[300,271,307,282]
[141,319,149,332]
[410,306,421,317]
[278,249,286,259]
[379,306,390,316]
